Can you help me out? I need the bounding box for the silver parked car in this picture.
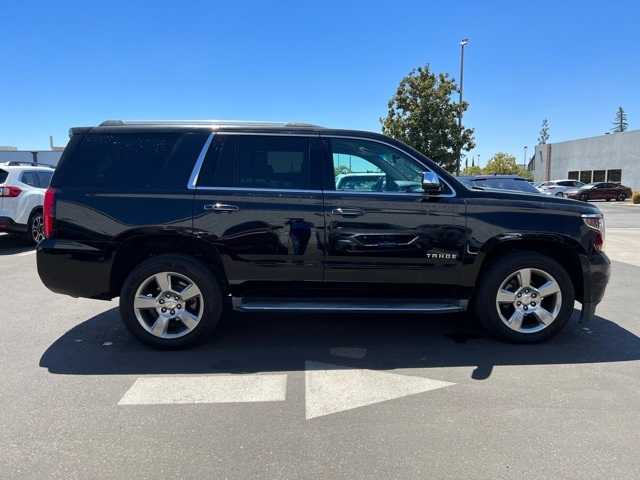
[538,179,585,198]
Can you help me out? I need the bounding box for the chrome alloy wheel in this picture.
[495,268,562,334]
[31,214,45,243]
[133,271,204,339]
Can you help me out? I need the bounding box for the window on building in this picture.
[568,171,579,180]
[607,169,622,183]
[592,170,606,183]
[579,171,592,184]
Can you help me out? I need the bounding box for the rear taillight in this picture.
[0,186,22,197]
[43,187,57,239]
[582,213,605,251]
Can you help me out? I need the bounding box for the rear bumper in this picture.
[0,216,27,233]
[578,250,610,322]
[37,239,114,300]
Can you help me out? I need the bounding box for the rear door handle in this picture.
[204,203,240,213]
[331,207,364,217]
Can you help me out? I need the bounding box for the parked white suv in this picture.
[538,179,585,198]
[0,163,55,243]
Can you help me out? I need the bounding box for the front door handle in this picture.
[331,207,365,217]
[204,203,240,213]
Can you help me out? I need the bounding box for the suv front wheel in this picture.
[474,251,575,343]
[120,255,223,349]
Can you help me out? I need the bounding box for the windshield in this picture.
[461,177,540,194]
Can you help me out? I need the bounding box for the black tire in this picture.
[120,255,223,349]
[618,194,626,201]
[474,251,575,343]
[26,209,44,245]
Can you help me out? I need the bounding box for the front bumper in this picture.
[578,250,610,322]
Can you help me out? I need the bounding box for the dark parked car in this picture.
[37,120,609,348]
[567,182,632,202]
[457,175,542,194]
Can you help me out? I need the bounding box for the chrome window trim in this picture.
[187,132,215,190]
[187,131,458,198]
[322,134,457,198]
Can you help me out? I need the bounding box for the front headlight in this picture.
[582,213,605,251]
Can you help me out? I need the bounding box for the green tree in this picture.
[334,165,351,177]
[611,107,629,133]
[537,118,550,144]
[484,152,520,175]
[380,65,475,173]
[461,165,483,176]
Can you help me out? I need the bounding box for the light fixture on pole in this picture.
[456,38,470,176]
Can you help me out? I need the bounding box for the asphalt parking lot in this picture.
[2,201,640,479]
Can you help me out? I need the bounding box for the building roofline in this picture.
[543,128,640,147]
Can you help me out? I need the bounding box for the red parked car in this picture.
[567,182,632,202]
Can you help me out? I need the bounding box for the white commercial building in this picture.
[533,129,640,190]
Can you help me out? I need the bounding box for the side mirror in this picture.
[422,171,442,194]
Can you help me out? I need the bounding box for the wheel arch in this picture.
[110,233,228,298]
[476,235,585,303]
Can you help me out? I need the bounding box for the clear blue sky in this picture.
[1,0,639,166]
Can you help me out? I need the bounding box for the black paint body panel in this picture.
[37,125,610,309]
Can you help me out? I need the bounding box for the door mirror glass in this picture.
[422,171,441,194]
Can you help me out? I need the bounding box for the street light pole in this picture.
[457,38,470,176]
[523,145,528,169]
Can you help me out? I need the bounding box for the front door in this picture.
[192,134,326,287]
[322,136,466,289]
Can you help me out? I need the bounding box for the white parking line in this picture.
[118,374,288,405]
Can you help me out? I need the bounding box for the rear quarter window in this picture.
[0,169,8,183]
[53,131,208,190]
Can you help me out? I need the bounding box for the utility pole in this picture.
[457,38,469,176]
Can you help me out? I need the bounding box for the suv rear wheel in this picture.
[474,251,575,343]
[120,255,222,349]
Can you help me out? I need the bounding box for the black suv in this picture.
[37,120,610,348]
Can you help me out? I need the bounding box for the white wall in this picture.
[534,129,640,190]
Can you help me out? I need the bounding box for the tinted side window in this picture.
[237,136,311,189]
[21,171,40,187]
[37,171,53,188]
[0,169,7,184]
[54,132,208,189]
[197,135,236,187]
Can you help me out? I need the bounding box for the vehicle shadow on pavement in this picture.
[0,234,34,255]
[39,308,640,380]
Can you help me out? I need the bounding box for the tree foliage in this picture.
[611,107,629,133]
[461,165,483,176]
[481,152,533,179]
[537,118,550,144]
[380,65,475,173]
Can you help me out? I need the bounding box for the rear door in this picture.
[322,136,466,287]
[192,134,326,285]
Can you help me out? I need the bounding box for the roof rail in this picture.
[1,161,54,167]
[99,119,324,128]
